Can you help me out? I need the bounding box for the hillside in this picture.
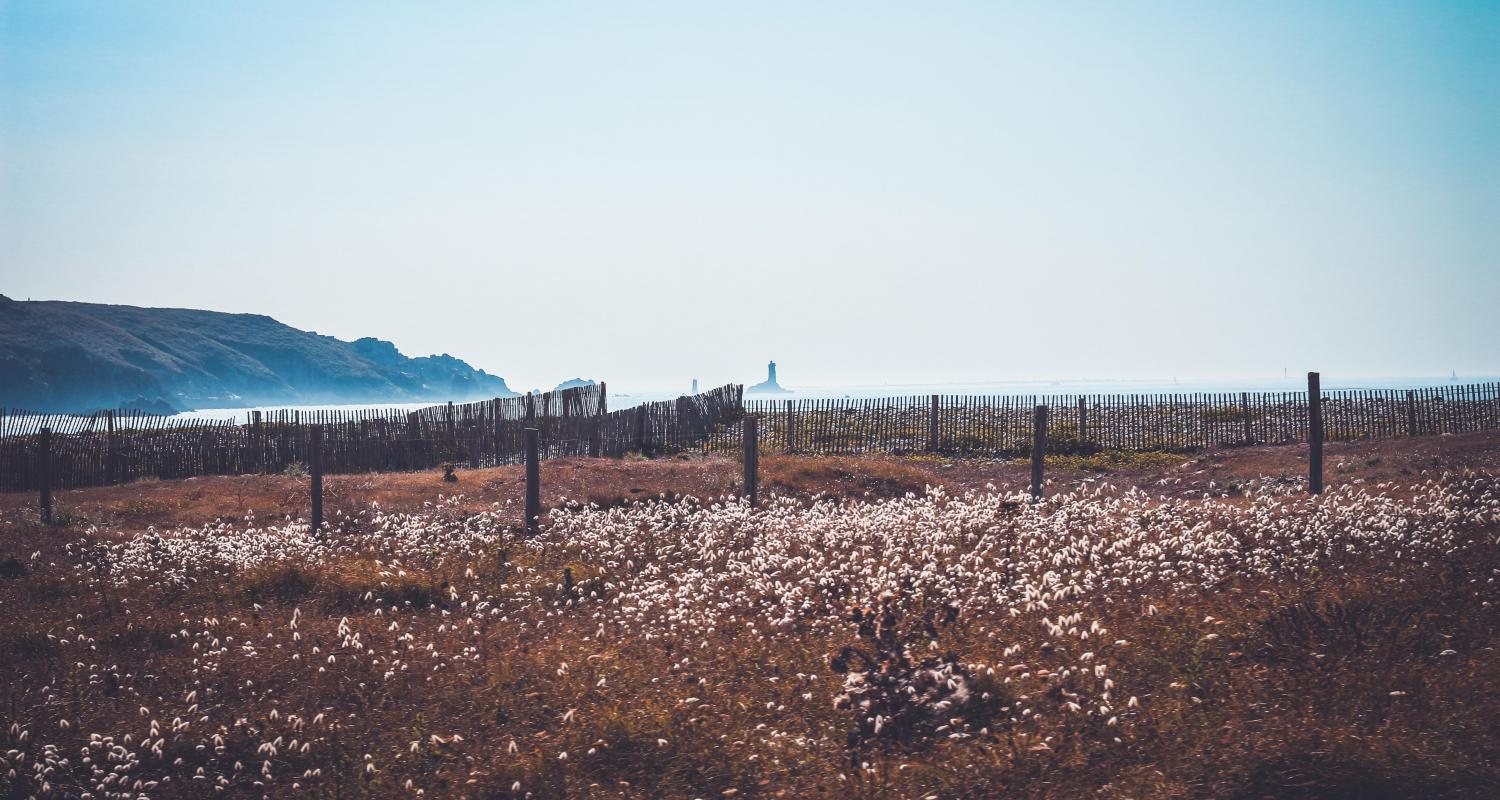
[0,296,517,412]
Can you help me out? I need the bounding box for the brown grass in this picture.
[10,431,1498,526]
[2,433,1499,798]
[760,455,935,499]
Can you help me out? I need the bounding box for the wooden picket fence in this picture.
[0,383,745,492]
[5,379,1498,493]
[708,382,1500,457]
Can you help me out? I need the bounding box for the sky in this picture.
[2,1,1496,394]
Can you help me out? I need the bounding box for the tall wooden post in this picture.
[524,427,540,534]
[310,424,324,532]
[1307,372,1324,495]
[1239,392,1252,445]
[525,393,536,422]
[742,414,759,508]
[106,410,118,485]
[598,382,607,415]
[1031,405,1047,500]
[928,395,940,452]
[38,427,53,524]
[785,400,795,453]
[1405,390,1417,437]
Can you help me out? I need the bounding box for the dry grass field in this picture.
[3,432,1499,799]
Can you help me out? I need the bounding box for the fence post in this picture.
[106,409,118,485]
[251,410,264,474]
[672,396,688,452]
[1031,405,1047,500]
[492,396,504,465]
[526,394,536,422]
[408,411,420,468]
[38,426,53,524]
[588,417,602,458]
[635,405,648,455]
[310,424,324,533]
[1240,392,1252,445]
[447,401,456,448]
[785,400,795,453]
[1076,397,1087,449]
[524,427,540,534]
[469,406,482,467]
[589,385,606,457]
[1307,372,1323,495]
[743,414,759,508]
[928,394,940,452]
[1405,390,1417,437]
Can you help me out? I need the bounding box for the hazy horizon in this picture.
[3,295,1493,399]
[4,2,1497,393]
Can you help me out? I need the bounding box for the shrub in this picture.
[830,592,992,749]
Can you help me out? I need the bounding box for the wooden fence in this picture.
[707,382,1500,457]
[6,380,1498,493]
[0,383,745,492]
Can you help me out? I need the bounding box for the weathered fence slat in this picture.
[39,426,53,523]
[310,424,324,532]
[1308,373,1324,495]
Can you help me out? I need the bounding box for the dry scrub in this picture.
[2,458,1499,798]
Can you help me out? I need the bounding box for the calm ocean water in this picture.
[167,375,1497,422]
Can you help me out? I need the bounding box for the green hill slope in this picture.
[0,296,517,412]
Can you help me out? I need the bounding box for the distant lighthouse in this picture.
[747,359,790,394]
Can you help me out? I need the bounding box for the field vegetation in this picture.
[2,433,1499,798]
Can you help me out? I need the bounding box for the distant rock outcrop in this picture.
[0,296,519,412]
[747,360,791,395]
[553,378,597,392]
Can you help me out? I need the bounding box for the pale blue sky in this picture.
[2,1,1496,393]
